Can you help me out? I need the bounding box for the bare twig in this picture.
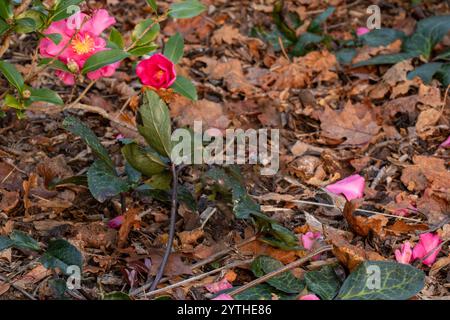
[0,274,37,300]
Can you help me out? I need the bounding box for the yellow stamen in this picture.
[154,70,165,80]
[72,34,95,55]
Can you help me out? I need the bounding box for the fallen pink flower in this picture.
[395,241,412,264]
[136,53,177,89]
[39,9,119,85]
[440,136,450,148]
[299,294,320,300]
[412,233,442,266]
[325,174,365,201]
[205,279,233,294]
[212,294,234,300]
[301,231,322,250]
[108,215,124,229]
[356,27,370,36]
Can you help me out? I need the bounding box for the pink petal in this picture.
[205,279,233,294]
[108,215,124,229]
[356,27,370,36]
[440,136,450,148]
[83,9,116,36]
[395,241,412,264]
[301,231,321,250]
[412,233,442,266]
[87,60,120,80]
[136,53,177,89]
[212,294,234,300]
[55,70,75,85]
[299,294,320,300]
[325,174,365,201]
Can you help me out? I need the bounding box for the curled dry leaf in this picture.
[343,201,389,237]
[118,208,140,248]
[0,189,19,214]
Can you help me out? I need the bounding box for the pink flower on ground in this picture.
[212,294,234,300]
[395,241,413,264]
[412,233,442,267]
[440,136,450,148]
[301,231,322,250]
[205,279,233,294]
[325,174,365,201]
[136,53,177,89]
[299,294,320,300]
[39,9,119,85]
[356,27,370,36]
[108,215,124,229]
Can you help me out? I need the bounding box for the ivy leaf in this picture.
[308,6,335,33]
[305,265,341,300]
[251,256,305,294]
[171,75,197,101]
[87,160,129,203]
[137,90,172,157]
[9,230,40,251]
[82,49,129,74]
[164,32,184,64]
[131,19,160,47]
[63,116,115,170]
[336,261,425,300]
[169,0,206,19]
[407,62,443,84]
[28,88,64,105]
[40,239,83,275]
[360,28,405,47]
[0,61,25,93]
[0,236,13,251]
[121,142,167,177]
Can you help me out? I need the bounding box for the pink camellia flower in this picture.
[39,9,119,85]
[440,136,450,148]
[412,233,442,267]
[107,215,124,229]
[136,53,177,89]
[325,174,365,201]
[356,27,370,36]
[301,231,322,250]
[299,294,320,300]
[205,279,233,294]
[395,241,413,264]
[212,294,234,300]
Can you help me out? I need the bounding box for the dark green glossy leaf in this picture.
[137,90,172,157]
[360,28,405,47]
[109,28,124,49]
[305,265,341,300]
[336,261,425,300]
[40,239,83,274]
[292,32,323,57]
[145,172,171,191]
[14,18,37,34]
[131,19,160,47]
[234,284,294,300]
[51,0,84,21]
[38,58,70,72]
[0,60,25,92]
[121,142,167,177]
[87,160,129,203]
[127,43,158,56]
[82,49,129,74]
[0,1,13,20]
[308,6,335,33]
[353,52,419,67]
[414,15,450,48]
[169,0,206,19]
[407,62,443,84]
[0,236,13,251]
[335,48,357,65]
[171,75,197,100]
[0,18,9,37]
[48,175,88,190]
[252,256,305,294]
[28,88,64,105]
[436,63,450,86]
[10,230,40,251]
[164,32,184,64]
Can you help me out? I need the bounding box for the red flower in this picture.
[136,53,176,89]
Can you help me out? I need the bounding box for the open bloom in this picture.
[39,9,119,85]
[136,53,176,89]
[107,215,124,229]
[412,233,442,266]
[299,294,320,300]
[325,174,365,201]
[440,136,450,148]
[395,241,413,264]
[356,27,370,36]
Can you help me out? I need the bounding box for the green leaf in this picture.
[436,63,450,86]
[87,160,129,203]
[46,33,63,45]
[63,116,115,170]
[353,52,419,67]
[308,6,335,33]
[292,32,323,57]
[335,48,357,65]
[164,33,184,64]
[360,28,405,47]
[14,18,37,34]
[169,0,206,19]
[40,239,83,275]
[10,230,40,251]
[434,48,450,61]
[131,19,160,47]
[127,43,158,56]
[414,15,450,49]
[251,256,305,294]
[234,284,295,300]
[0,236,13,251]
[407,62,443,84]
[121,142,167,177]
[402,32,431,58]
[82,49,129,74]
[0,18,9,37]
[48,175,88,190]
[0,61,25,93]
[4,94,23,109]
[0,1,13,20]
[146,0,158,12]
[145,172,172,191]
[137,90,172,157]
[171,76,197,101]
[38,58,70,72]
[336,261,425,300]
[305,265,341,300]
[28,88,64,105]
[103,292,131,300]
[51,0,84,21]
[109,28,124,49]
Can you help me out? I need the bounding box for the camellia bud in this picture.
[22,89,31,99]
[67,59,79,73]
